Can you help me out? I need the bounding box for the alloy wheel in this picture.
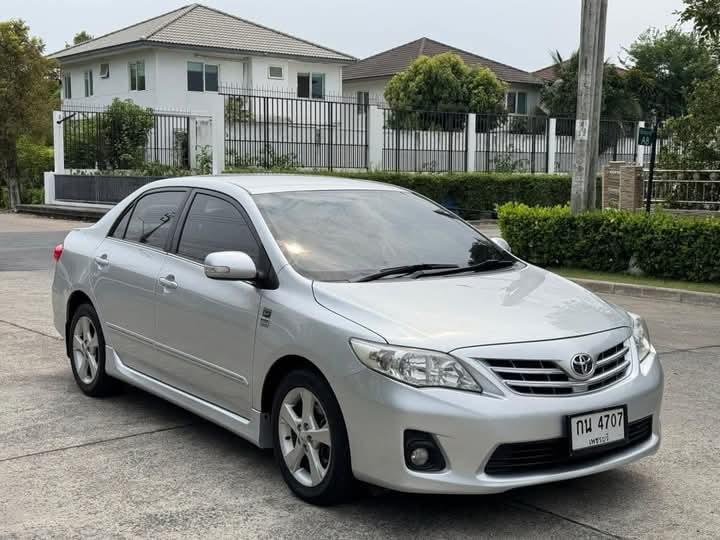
[72,315,99,385]
[278,387,332,487]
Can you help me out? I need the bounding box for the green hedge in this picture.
[315,171,572,219]
[498,203,720,282]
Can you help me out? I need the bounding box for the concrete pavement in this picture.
[1,215,719,538]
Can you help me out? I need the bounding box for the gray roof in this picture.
[50,4,354,63]
[343,37,540,86]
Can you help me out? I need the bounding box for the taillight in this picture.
[53,243,64,262]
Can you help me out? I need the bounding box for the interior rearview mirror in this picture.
[204,251,257,280]
[491,237,511,253]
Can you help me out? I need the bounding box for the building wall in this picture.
[251,56,344,95]
[507,83,543,115]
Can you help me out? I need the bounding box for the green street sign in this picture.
[638,127,653,146]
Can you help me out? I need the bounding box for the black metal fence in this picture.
[61,106,190,171]
[222,88,368,170]
[475,114,549,173]
[54,174,164,204]
[383,109,469,172]
[553,118,638,173]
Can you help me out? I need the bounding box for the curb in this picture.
[15,204,107,221]
[571,278,720,307]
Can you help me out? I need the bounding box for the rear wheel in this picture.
[68,304,118,397]
[272,370,355,505]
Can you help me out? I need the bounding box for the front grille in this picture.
[482,342,631,396]
[484,416,653,475]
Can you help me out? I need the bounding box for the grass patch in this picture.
[548,267,720,295]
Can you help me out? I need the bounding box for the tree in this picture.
[622,27,718,119]
[0,20,57,208]
[66,31,93,48]
[678,0,720,53]
[658,74,720,168]
[540,51,641,120]
[384,52,507,129]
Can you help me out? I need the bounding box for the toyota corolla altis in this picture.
[52,175,663,505]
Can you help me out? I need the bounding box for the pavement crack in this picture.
[661,344,720,355]
[509,499,627,539]
[0,423,194,464]
[0,318,62,341]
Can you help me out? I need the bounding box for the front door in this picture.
[152,191,265,415]
[92,189,188,373]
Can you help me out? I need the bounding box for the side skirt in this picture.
[105,346,271,448]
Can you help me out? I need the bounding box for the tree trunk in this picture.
[0,134,20,209]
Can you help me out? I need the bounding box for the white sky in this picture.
[3,0,687,71]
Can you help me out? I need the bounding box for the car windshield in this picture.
[253,189,514,282]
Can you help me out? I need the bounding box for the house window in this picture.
[268,66,284,79]
[507,91,528,114]
[297,72,325,99]
[357,91,369,113]
[129,61,146,91]
[188,62,219,92]
[84,70,93,97]
[100,63,110,79]
[63,74,72,99]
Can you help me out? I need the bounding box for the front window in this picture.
[188,62,218,92]
[84,70,93,97]
[129,61,146,91]
[357,91,369,113]
[253,190,512,282]
[507,91,528,114]
[297,72,325,99]
[63,74,72,99]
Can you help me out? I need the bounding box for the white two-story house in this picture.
[50,3,355,113]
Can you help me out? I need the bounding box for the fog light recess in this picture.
[404,430,446,472]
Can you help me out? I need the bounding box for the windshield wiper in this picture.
[413,259,515,279]
[352,263,459,283]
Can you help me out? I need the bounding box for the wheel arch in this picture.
[65,290,94,357]
[260,355,329,415]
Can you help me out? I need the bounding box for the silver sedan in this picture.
[51,175,663,505]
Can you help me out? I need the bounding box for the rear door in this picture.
[152,190,265,415]
[92,189,188,374]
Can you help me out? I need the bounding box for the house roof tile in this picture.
[343,37,541,85]
[50,4,355,62]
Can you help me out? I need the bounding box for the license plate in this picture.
[567,406,628,455]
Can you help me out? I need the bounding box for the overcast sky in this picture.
[4,0,686,71]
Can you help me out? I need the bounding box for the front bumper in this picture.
[339,348,663,494]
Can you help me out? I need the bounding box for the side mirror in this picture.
[491,237,511,253]
[204,251,257,280]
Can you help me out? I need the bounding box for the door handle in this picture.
[94,254,109,267]
[159,275,178,290]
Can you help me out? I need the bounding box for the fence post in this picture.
[547,118,557,174]
[635,121,646,167]
[211,95,225,175]
[43,171,55,205]
[53,111,65,174]
[367,105,384,170]
[188,116,197,169]
[466,113,477,172]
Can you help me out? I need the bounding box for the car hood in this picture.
[312,265,630,352]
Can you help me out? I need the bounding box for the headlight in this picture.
[629,312,652,362]
[350,339,482,392]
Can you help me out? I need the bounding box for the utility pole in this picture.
[571,0,608,214]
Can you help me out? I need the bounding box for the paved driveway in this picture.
[1,215,718,539]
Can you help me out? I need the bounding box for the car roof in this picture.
[147,174,406,195]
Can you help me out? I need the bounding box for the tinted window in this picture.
[177,194,260,263]
[187,62,204,92]
[204,64,218,92]
[124,191,185,249]
[111,205,133,239]
[253,190,512,282]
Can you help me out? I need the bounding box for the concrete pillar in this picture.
[466,113,477,172]
[188,117,197,170]
[43,172,55,205]
[367,105,384,170]
[548,118,557,174]
[53,111,65,174]
[210,95,225,175]
[635,121,646,166]
[602,161,623,208]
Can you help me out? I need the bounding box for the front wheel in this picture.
[272,370,355,505]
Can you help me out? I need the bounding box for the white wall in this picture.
[342,78,389,104]
[507,83,543,115]
[251,56,343,95]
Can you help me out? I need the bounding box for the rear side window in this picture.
[110,205,133,239]
[177,193,260,263]
[123,191,185,250]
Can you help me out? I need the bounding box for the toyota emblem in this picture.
[571,353,595,380]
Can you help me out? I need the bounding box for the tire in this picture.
[272,369,355,505]
[68,303,119,397]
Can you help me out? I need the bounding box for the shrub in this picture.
[497,203,720,282]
